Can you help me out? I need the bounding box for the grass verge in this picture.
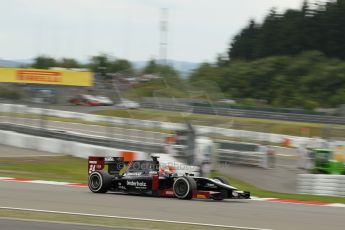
[0,156,87,183]
[1,155,345,204]
[210,171,345,204]
[94,108,344,137]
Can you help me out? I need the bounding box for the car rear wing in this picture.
[88,151,137,175]
[88,156,128,175]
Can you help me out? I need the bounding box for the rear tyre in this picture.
[213,176,230,185]
[173,176,196,200]
[88,171,112,193]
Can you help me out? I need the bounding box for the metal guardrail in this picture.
[0,121,269,168]
[141,102,345,125]
[0,103,317,147]
[216,149,266,168]
[0,122,165,153]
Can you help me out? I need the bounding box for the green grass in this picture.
[94,108,345,137]
[1,155,345,203]
[0,156,88,183]
[210,171,345,204]
[0,209,236,230]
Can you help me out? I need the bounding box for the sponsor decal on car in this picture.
[126,180,147,189]
[125,172,143,176]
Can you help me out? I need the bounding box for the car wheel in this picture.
[173,176,196,200]
[88,171,112,193]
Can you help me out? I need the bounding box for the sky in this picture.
[0,0,328,63]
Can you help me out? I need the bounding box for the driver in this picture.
[159,164,176,177]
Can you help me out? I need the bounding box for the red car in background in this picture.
[69,94,100,106]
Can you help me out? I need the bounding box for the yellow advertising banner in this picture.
[0,68,93,86]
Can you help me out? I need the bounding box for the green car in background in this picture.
[310,148,345,175]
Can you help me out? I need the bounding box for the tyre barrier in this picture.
[298,174,345,196]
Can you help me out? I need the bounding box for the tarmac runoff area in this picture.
[0,179,344,230]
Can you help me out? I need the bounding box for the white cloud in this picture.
[0,0,329,62]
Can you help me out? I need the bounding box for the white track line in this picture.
[0,217,147,230]
[0,206,273,230]
[324,203,345,208]
[0,178,86,187]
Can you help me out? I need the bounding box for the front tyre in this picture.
[173,176,196,200]
[88,171,112,193]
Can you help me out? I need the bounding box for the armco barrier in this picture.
[298,174,345,196]
[141,102,345,125]
[215,140,268,168]
[0,103,313,147]
[0,121,270,169]
[0,122,165,153]
[217,149,266,168]
[0,129,148,160]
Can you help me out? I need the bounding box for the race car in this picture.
[88,156,250,200]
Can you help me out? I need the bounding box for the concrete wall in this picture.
[0,129,148,160]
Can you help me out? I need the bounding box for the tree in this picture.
[189,51,345,108]
[57,58,81,68]
[32,56,57,69]
[229,19,260,59]
[228,0,345,60]
[109,59,133,74]
[142,59,179,78]
[88,54,111,75]
[88,54,135,78]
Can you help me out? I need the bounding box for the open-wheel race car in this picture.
[88,156,250,200]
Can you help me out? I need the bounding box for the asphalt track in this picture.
[0,181,344,230]
[0,219,131,230]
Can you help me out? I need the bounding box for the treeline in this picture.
[31,55,179,78]
[229,0,345,60]
[189,0,345,109]
[190,51,345,109]
[29,55,188,98]
[32,55,134,76]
